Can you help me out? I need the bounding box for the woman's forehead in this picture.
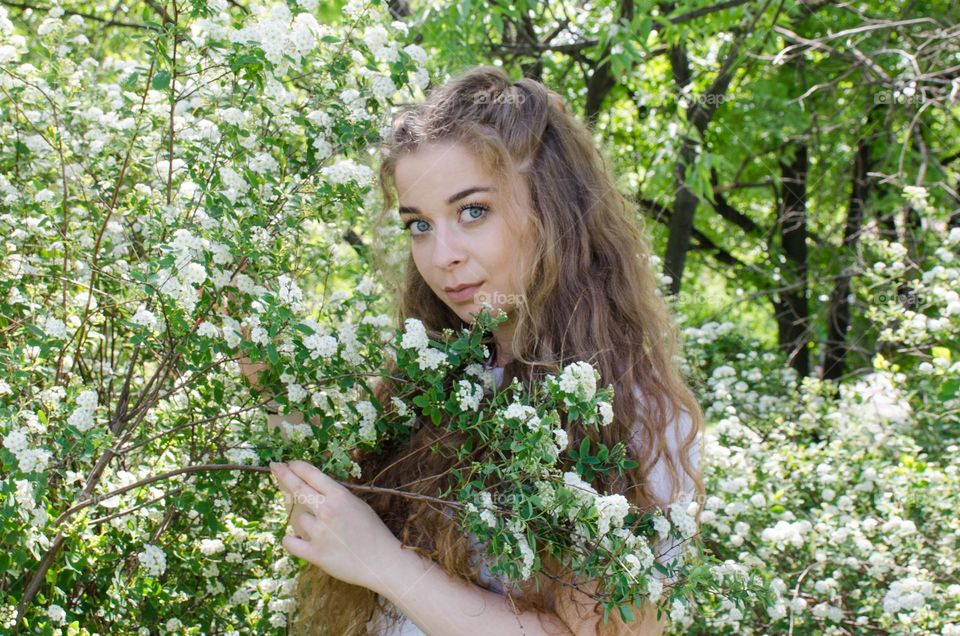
[395,142,491,189]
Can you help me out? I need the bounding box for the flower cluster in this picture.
[0,0,429,629]
[2,427,52,474]
[398,318,449,371]
[66,390,99,433]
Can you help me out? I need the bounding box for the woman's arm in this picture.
[271,461,568,635]
[217,298,310,439]
[233,333,300,440]
[270,459,667,636]
[375,546,573,636]
[376,548,666,636]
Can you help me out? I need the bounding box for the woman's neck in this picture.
[491,313,517,368]
[485,346,510,368]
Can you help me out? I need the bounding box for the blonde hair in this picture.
[290,64,705,635]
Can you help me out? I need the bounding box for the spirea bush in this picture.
[2,0,956,633]
[0,0,427,631]
[253,307,771,625]
[0,0,772,633]
[680,224,960,634]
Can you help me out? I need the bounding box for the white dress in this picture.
[368,364,699,635]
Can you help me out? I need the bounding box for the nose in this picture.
[430,223,469,270]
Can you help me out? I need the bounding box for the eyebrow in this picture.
[398,186,495,216]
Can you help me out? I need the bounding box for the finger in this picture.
[297,509,322,537]
[287,460,346,497]
[271,463,300,499]
[282,534,312,559]
[273,463,325,511]
[291,507,315,539]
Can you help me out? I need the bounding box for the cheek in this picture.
[410,244,430,278]
[503,234,535,289]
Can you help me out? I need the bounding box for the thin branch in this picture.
[668,0,753,24]
[0,0,148,28]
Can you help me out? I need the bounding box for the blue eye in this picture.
[404,219,431,236]
[402,202,489,238]
[459,202,489,221]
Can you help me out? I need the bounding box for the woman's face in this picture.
[394,141,536,325]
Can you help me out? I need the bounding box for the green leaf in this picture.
[122,72,140,91]
[152,70,171,90]
[939,379,959,401]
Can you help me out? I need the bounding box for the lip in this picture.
[445,282,483,303]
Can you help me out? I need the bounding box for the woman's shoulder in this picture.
[626,384,698,445]
[480,358,506,391]
[626,384,700,506]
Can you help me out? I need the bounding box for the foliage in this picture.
[1,0,958,633]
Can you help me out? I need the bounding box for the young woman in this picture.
[259,65,704,635]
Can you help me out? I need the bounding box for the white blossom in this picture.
[557,361,598,401]
[356,400,378,442]
[131,305,157,329]
[552,428,569,452]
[400,318,429,350]
[303,333,338,360]
[42,316,68,339]
[597,401,614,426]
[596,493,630,536]
[416,347,447,371]
[319,158,374,187]
[45,605,66,625]
[138,543,167,577]
[199,538,226,556]
[455,380,483,412]
[882,576,933,614]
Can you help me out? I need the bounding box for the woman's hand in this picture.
[269,460,403,592]
[235,323,267,392]
[212,289,267,392]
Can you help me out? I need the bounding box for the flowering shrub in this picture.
[0,0,431,631]
[681,223,960,633]
[216,302,772,625]
[0,0,774,632]
[2,0,957,632]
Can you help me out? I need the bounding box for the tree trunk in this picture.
[665,134,700,295]
[822,137,873,380]
[663,27,746,294]
[583,0,633,126]
[775,144,810,377]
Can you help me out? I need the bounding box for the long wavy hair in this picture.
[290,64,705,635]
